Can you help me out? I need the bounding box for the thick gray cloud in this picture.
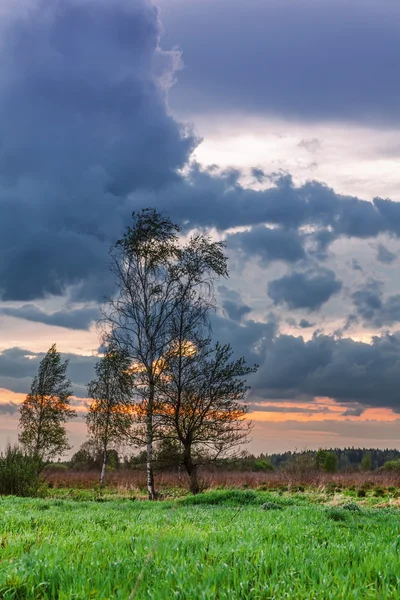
[217,286,251,323]
[142,170,400,245]
[0,304,100,330]
[299,319,315,329]
[0,347,97,397]
[221,300,251,323]
[268,269,342,311]
[352,281,400,327]
[227,225,306,265]
[3,319,400,413]
[160,0,400,125]
[253,330,400,411]
[211,313,278,367]
[1,232,111,302]
[0,0,196,302]
[377,244,397,265]
[1,0,400,311]
[0,0,400,306]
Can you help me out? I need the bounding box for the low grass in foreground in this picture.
[0,490,399,599]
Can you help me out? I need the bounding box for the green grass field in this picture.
[0,490,399,599]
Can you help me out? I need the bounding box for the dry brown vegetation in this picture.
[44,467,400,492]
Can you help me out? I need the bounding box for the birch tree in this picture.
[86,346,135,486]
[102,208,227,499]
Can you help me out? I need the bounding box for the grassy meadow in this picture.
[0,489,399,599]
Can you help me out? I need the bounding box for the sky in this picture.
[1,0,400,455]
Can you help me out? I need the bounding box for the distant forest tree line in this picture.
[63,442,400,474]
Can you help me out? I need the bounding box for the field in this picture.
[44,466,400,493]
[0,490,399,599]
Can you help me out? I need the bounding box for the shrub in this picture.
[326,509,348,521]
[182,489,259,506]
[325,482,336,495]
[0,445,42,497]
[181,489,297,507]
[373,487,385,498]
[262,502,283,511]
[342,502,361,511]
[324,452,338,473]
[357,489,366,498]
[382,459,400,473]
[252,459,274,472]
[315,449,338,473]
[361,480,374,490]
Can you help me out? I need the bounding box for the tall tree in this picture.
[102,208,227,499]
[360,451,372,472]
[157,340,257,494]
[86,346,135,486]
[19,344,76,461]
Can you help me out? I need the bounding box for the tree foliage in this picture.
[315,449,338,473]
[102,208,227,498]
[70,440,120,472]
[19,344,76,461]
[360,451,372,472]
[157,340,257,493]
[86,346,135,485]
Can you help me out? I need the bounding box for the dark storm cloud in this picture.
[160,0,400,124]
[143,169,400,246]
[222,301,252,323]
[211,313,278,366]
[0,304,100,330]
[299,319,314,329]
[251,168,267,184]
[0,347,97,397]
[227,225,306,265]
[352,281,400,327]
[0,0,196,302]
[1,232,110,302]
[253,331,400,411]
[377,244,397,264]
[217,286,252,323]
[267,269,342,311]
[3,318,400,412]
[1,0,400,307]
